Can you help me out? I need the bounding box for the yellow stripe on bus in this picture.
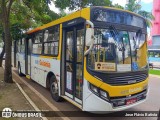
[27,8,90,34]
[100,78,148,97]
[39,55,60,60]
[57,24,62,60]
[83,57,148,97]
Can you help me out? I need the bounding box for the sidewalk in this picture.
[0,67,40,120]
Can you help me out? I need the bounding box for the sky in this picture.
[49,2,60,14]
[112,0,153,12]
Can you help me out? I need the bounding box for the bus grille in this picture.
[106,73,148,86]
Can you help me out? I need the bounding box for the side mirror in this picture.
[84,20,94,56]
[85,28,94,46]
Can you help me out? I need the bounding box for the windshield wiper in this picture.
[109,25,123,50]
[121,38,126,64]
[109,25,125,63]
[135,29,142,61]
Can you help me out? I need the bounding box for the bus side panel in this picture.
[31,55,42,84]
[30,55,60,88]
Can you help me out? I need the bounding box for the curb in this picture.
[13,70,71,120]
[13,79,48,120]
[149,74,160,78]
[2,66,48,120]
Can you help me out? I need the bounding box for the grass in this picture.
[149,69,160,76]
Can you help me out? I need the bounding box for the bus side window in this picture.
[43,25,59,56]
[28,38,32,54]
[32,32,43,54]
[17,40,21,53]
[21,38,25,53]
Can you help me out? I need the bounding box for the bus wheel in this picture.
[50,76,61,102]
[18,63,23,76]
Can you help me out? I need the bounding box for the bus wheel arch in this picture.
[46,72,62,102]
[46,72,55,89]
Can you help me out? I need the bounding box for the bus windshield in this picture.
[87,28,147,72]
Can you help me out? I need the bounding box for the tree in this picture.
[0,26,5,67]
[1,0,13,83]
[138,10,154,28]
[0,0,59,83]
[10,0,59,29]
[55,0,112,10]
[112,3,124,9]
[125,0,154,28]
[125,0,141,13]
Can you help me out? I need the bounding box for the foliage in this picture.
[11,23,23,40]
[0,0,60,41]
[125,0,141,13]
[10,0,59,30]
[112,3,124,9]
[0,0,59,83]
[59,10,67,17]
[55,0,112,10]
[125,0,154,28]
[138,10,154,27]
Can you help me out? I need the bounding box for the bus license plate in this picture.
[126,98,137,105]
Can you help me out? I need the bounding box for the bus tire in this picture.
[50,76,61,102]
[18,63,23,76]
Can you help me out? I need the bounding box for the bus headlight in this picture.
[100,90,109,100]
[89,83,109,101]
[90,84,98,94]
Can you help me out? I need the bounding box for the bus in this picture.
[12,6,149,112]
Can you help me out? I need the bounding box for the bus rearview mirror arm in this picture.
[84,20,94,56]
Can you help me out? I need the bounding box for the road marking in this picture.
[13,79,48,120]
[13,71,71,120]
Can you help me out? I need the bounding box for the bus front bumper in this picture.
[83,88,149,113]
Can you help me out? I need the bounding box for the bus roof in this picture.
[102,6,145,19]
[27,6,145,34]
[27,7,90,34]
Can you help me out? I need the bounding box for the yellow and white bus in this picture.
[12,6,149,112]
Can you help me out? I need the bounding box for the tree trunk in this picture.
[3,19,13,83]
[0,44,5,67]
[4,24,12,83]
[1,0,13,83]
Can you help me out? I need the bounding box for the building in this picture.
[148,0,160,67]
[151,0,160,37]
[149,0,160,48]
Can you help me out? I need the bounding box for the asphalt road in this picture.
[13,70,160,120]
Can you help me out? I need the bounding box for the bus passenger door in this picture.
[12,40,17,67]
[25,38,32,76]
[63,25,84,104]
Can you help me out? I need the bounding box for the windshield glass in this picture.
[92,9,145,28]
[87,28,147,72]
